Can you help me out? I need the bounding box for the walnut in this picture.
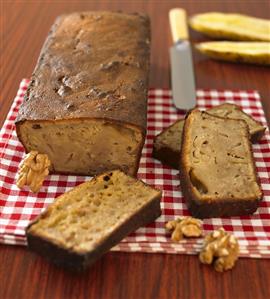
[165,217,203,241]
[199,228,239,272]
[16,151,51,193]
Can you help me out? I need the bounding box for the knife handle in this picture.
[169,8,189,43]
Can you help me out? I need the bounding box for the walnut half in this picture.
[199,228,239,272]
[16,151,51,193]
[165,217,203,241]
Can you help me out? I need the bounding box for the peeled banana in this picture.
[190,12,270,41]
[196,42,270,65]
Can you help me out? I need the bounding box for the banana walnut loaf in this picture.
[26,170,162,270]
[179,110,262,218]
[153,103,265,169]
[16,11,151,176]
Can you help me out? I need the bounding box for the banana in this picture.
[196,41,270,65]
[190,12,270,42]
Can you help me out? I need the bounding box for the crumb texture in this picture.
[28,170,161,253]
[19,120,142,175]
[208,103,265,137]
[155,120,184,152]
[183,110,261,200]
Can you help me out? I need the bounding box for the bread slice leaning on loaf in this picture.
[179,110,262,218]
[26,170,162,270]
[153,103,265,169]
[16,11,151,176]
[153,119,184,169]
[208,103,265,143]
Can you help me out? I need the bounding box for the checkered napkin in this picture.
[1,79,270,258]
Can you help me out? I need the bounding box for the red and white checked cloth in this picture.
[1,79,270,258]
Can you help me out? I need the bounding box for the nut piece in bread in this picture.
[153,103,265,169]
[26,170,162,270]
[15,11,151,176]
[179,110,262,218]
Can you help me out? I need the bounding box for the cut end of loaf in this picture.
[17,119,144,176]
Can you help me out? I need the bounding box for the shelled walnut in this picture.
[165,217,203,241]
[199,228,239,272]
[16,151,51,193]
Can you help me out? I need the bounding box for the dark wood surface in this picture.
[1,1,270,299]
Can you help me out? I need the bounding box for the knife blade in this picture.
[169,8,196,110]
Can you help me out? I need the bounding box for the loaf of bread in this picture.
[153,103,265,169]
[26,170,162,270]
[179,110,262,218]
[16,11,151,176]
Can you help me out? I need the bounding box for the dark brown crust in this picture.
[250,127,266,143]
[179,110,262,219]
[153,146,180,169]
[15,12,150,172]
[16,11,150,127]
[26,173,162,270]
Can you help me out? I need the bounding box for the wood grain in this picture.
[1,1,270,299]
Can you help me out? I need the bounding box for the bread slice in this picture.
[153,103,265,169]
[180,110,262,218]
[152,119,184,169]
[26,170,161,270]
[208,103,266,142]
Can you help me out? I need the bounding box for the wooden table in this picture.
[1,1,270,298]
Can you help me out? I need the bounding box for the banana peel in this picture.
[196,41,270,65]
[190,12,270,42]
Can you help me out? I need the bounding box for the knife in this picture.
[169,8,196,110]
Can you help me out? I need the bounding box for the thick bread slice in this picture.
[16,11,151,176]
[179,110,262,218]
[26,170,162,270]
[153,103,265,169]
[209,103,266,142]
[152,119,184,169]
